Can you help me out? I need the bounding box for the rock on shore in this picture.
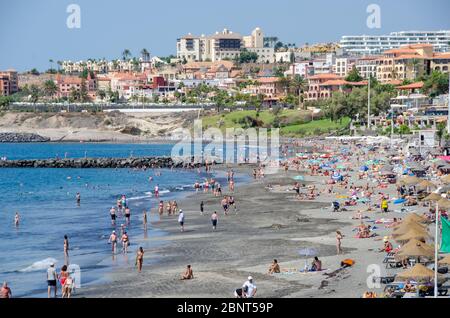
[0,133,50,143]
[0,156,210,168]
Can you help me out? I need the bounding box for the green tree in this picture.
[421,70,449,97]
[29,84,41,104]
[122,49,131,61]
[0,96,12,109]
[97,90,107,101]
[239,49,258,64]
[290,75,308,108]
[345,66,363,83]
[30,68,40,76]
[436,122,447,146]
[43,80,58,99]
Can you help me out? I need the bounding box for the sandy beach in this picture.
[76,142,436,298]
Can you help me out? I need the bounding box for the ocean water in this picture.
[0,143,242,298]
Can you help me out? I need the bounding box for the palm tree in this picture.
[290,75,308,109]
[49,59,54,73]
[140,48,150,61]
[122,49,131,61]
[43,80,58,100]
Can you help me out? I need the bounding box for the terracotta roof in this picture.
[384,80,403,85]
[433,53,450,59]
[396,81,424,90]
[257,77,280,84]
[408,44,433,48]
[59,76,82,85]
[308,73,342,80]
[394,54,424,60]
[384,48,417,54]
[319,79,348,86]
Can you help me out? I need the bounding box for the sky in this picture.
[1,0,449,72]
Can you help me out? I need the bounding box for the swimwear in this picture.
[48,280,56,287]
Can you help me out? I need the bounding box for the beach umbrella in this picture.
[438,255,450,265]
[417,180,437,190]
[422,193,443,202]
[392,222,428,237]
[395,239,435,260]
[395,228,431,244]
[441,175,450,184]
[402,213,428,224]
[395,264,443,283]
[399,175,421,186]
[437,198,450,209]
[298,248,318,271]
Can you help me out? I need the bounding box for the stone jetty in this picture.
[0,133,50,143]
[0,156,211,169]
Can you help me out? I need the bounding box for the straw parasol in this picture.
[395,264,443,283]
[394,228,431,243]
[417,180,437,190]
[441,174,450,184]
[422,193,442,202]
[399,175,421,186]
[438,255,450,265]
[436,198,450,209]
[392,222,428,237]
[402,213,428,224]
[395,239,435,260]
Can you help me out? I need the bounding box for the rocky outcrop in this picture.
[0,133,50,142]
[0,156,213,169]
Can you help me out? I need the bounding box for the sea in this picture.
[0,143,245,297]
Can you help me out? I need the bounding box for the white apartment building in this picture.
[355,57,377,79]
[283,62,310,77]
[243,27,264,49]
[340,30,450,55]
[247,47,275,63]
[333,57,357,77]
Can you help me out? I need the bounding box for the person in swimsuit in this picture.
[158,201,164,216]
[154,185,159,198]
[229,180,235,192]
[221,197,229,215]
[211,211,218,230]
[58,265,69,297]
[64,235,69,258]
[121,231,129,254]
[228,196,237,213]
[143,210,147,230]
[14,212,19,227]
[76,192,81,206]
[336,231,343,254]
[135,247,144,273]
[178,210,185,232]
[200,201,204,215]
[181,265,194,280]
[125,207,131,225]
[109,230,118,253]
[110,206,116,226]
[1,282,12,298]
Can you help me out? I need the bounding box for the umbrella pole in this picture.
[434,202,439,298]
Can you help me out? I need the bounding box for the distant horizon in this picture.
[1,0,449,72]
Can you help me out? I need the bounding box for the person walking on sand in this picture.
[211,211,218,230]
[178,209,185,232]
[135,247,144,273]
[47,263,58,298]
[1,282,12,298]
[125,207,131,225]
[228,196,237,214]
[14,212,19,227]
[221,197,229,216]
[200,201,204,215]
[143,210,148,230]
[110,206,116,226]
[121,231,129,254]
[109,230,118,253]
[336,231,343,254]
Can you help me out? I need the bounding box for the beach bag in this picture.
[341,259,355,268]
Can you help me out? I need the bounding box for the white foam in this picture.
[20,257,58,272]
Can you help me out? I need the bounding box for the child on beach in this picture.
[135,247,144,273]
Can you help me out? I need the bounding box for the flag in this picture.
[441,217,450,253]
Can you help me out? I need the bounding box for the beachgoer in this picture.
[135,247,144,273]
[110,206,116,226]
[200,201,204,215]
[268,259,280,274]
[109,230,118,253]
[181,265,194,280]
[62,275,74,298]
[158,201,164,216]
[1,282,12,298]
[47,263,58,298]
[154,185,159,198]
[242,276,257,298]
[178,210,185,232]
[125,207,131,225]
[381,198,389,213]
[14,212,19,227]
[221,197,229,215]
[58,265,69,297]
[310,257,322,271]
[336,231,343,254]
[64,235,69,258]
[228,196,237,213]
[76,192,81,205]
[211,211,218,230]
[143,210,147,230]
[121,231,129,254]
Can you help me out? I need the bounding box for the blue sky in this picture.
[1,0,449,72]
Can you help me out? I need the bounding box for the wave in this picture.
[19,257,58,272]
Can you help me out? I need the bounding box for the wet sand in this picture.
[77,159,431,298]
